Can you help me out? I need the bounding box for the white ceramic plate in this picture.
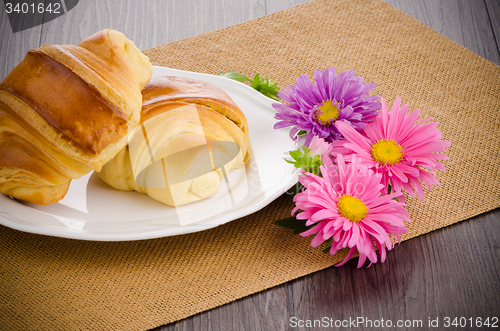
[0,66,298,241]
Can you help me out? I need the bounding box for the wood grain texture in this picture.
[0,0,499,330]
[384,0,500,65]
[486,0,500,55]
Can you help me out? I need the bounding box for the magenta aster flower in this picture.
[335,97,451,201]
[273,67,380,145]
[293,154,410,268]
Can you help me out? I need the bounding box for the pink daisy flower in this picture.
[308,135,334,159]
[293,154,410,268]
[335,97,451,201]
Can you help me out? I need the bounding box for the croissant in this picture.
[0,29,153,205]
[98,75,251,207]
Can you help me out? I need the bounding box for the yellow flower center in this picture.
[371,139,404,165]
[315,100,340,125]
[337,195,368,222]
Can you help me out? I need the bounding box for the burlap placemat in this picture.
[1,0,499,330]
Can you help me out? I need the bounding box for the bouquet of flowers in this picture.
[273,67,450,268]
[221,67,450,268]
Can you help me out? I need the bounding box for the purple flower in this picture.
[273,67,381,145]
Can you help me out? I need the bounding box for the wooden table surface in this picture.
[1,0,499,330]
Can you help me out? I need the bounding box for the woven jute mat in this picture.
[1,0,499,330]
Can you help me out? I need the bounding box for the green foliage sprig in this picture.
[220,71,280,101]
[285,146,323,176]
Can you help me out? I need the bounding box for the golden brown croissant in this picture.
[0,29,153,205]
[98,75,251,207]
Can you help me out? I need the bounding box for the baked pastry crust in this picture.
[98,75,251,207]
[0,29,152,204]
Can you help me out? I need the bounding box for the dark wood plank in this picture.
[0,0,271,80]
[0,2,43,79]
[485,0,500,55]
[455,0,500,65]
[384,0,500,65]
[266,0,311,14]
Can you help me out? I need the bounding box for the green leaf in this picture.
[220,71,280,101]
[275,216,311,234]
[251,73,262,89]
[250,74,280,101]
[288,149,302,160]
[276,216,335,254]
[285,181,304,198]
[285,146,322,175]
[296,130,308,136]
[321,238,334,253]
[219,71,250,83]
